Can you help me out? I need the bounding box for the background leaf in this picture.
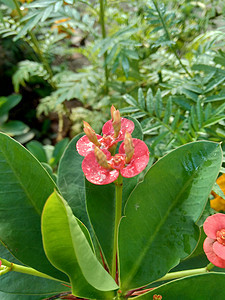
[118,141,222,292]
[26,140,48,163]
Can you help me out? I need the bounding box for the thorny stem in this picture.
[0,258,67,283]
[112,174,123,281]
[99,0,109,94]
[151,0,193,78]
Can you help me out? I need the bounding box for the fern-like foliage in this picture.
[94,25,142,77]
[0,16,24,39]
[12,60,50,92]
[37,67,105,117]
[145,1,179,48]
[16,0,96,39]
[121,87,225,157]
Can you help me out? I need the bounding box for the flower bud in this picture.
[83,121,101,147]
[94,147,112,170]
[111,106,121,138]
[124,132,134,164]
[111,105,116,119]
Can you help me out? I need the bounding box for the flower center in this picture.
[100,135,115,148]
[216,229,225,245]
[108,154,126,170]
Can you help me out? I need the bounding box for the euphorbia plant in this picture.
[0,106,225,299]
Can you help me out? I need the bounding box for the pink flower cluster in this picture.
[76,106,149,185]
[203,213,225,268]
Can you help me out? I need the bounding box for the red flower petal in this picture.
[82,150,119,185]
[203,213,225,239]
[102,118,134,141]
[203,237,225,268]
[119,138,149,178]
[76,134,102,156]
[213,241,225,260]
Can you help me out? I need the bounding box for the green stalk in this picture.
[99,0,109,94]
[12,0,55,85]
[152,0,192,78]
[0,258,66,283]
[155,263,215,282]
[112,174,123,280]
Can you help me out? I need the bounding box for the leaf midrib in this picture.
[121,154,214,290]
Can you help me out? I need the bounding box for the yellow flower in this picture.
[211,174,225,211]
[51,18,76,37]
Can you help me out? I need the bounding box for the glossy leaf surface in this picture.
[133,273,225,300]
[119,141,222,291]
[86,180,116,271]
[86,176,138,272]
[41,191,118,299]
[0,133,67,281]
[0,242,70,296]
[57,134,91,229]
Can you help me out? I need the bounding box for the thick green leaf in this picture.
[0,94,22,117]
[57,134,91,229]
[26,140,48,163]
[0,292,47,300]
[0,133,67,281]
[86,181,116,271]
[0,242,70,296]
[86,115,140,270]
[119,141,222,292]
[133,273,225,299]
[42,191,118,299]
[51,137,69,167]
[0,121,29,136]
[86,177,138,272]
[41,163,57,183]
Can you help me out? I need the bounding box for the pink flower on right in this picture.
[203,213,225,268]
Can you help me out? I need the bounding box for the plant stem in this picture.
[151,0,192,78]
[155,263,215,282]
[0,258,66,283]
[112,174,123,281]
[99,0,109,94]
